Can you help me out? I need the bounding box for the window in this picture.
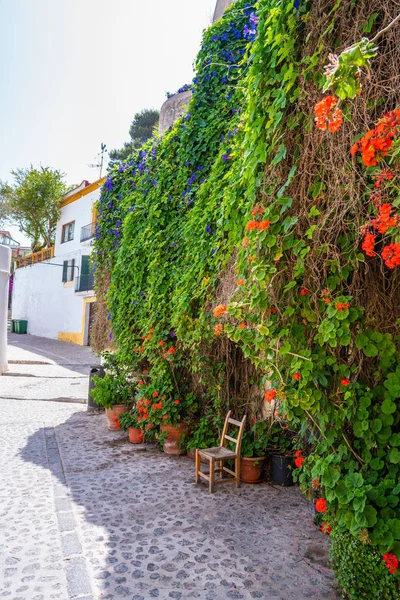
[62,258,75,282]
[62,221,75,243]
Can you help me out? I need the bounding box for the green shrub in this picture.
[330,531,400,600]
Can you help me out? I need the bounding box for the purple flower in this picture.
[104,176,113,191]
[205,225,212,234]
[171,242,177,247]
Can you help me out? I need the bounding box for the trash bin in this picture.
[14,320,28,334]
[88,365,105,413]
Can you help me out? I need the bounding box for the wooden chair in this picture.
[195,411,246,493]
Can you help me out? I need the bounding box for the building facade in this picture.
[12,178,104,345]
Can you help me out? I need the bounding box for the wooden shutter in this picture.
[70,258,75,281]
[62,260,68,282]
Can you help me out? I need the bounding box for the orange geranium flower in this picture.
[168,347,176,354]
[245,220,259,231]
[264,389,277,402]
[258,220,271,230]
[238,322,246,330]
[362,233,376,257]
[213,304,227,317]
[215,324,223,336]
[314,96,343,132]
[237,278,245,285]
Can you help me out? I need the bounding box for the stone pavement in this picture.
[1,333,100,402]
[0,393,341,600]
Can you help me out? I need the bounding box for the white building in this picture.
[12,178,104,345]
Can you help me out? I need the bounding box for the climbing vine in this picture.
[94,0,400,594]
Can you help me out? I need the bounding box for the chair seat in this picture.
[198,447,237,460]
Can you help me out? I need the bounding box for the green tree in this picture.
[108,109,159,164]
[0,166,67,251]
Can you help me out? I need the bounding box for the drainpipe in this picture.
[0,245,11,375]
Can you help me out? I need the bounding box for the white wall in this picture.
[0,245,11,373]
[11,185,101,341]
[12,258,84,339]
[55,187,100,256]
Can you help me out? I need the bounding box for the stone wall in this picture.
[159,90,193,136]
[213,0,236,23]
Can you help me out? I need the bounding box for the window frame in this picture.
[61,221,75,244]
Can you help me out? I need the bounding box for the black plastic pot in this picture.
[271,454,295,486]
[88,365,105,413]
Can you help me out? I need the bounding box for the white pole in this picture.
[0,245,11,375]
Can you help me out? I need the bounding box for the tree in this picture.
[108,109,160,164]
[0,166,67,251]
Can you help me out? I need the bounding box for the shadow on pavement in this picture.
[19,408,339,600]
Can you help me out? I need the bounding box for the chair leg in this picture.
[209,458,215,494]
[235,456,241,488]
[195,450,200,484]
[218,460,223,479]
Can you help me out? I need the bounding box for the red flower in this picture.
[264,389,277,402]
[168,348,176,354]
[258,220,271,231]
[321,522,332,534]
[159,341,165,347]
[294,457,304,468]
[116,422,121,429]
[362,233,376,257]
[383,553,399,574]
[163,415,168,420]
[340,378,351,386]
[237,278,245,285]
[270,308,277,314]
[351,110,400,166]
[382,243,400,269]
[174,399,180,405]
[147,423,153,430]
[213,304,227,317]
[145,399,151,405]
[373,168,394,188]
[335,302,350,312]
[138,380,144,386]
[253,418,257,423]
[299,288,310,296]
[245,220,259,231]
[251,206,264,216]
[295,449,302,457]
[142,369,149,374]
[292,372,301,381]
[371,203,398,234]
[315,498,327,513]
[153,392,159,398]
[114,417,119,422]
[238,322,246,330]
[314,96,343,132]
[215,324,223,336]
[149,328,155,333]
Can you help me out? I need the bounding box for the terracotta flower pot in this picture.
[128,427,143,444]
[105,405,126,430]
[240,456,267,484]
[160,423,189,455]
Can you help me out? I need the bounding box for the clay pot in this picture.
[160,423,189,455]
[105,405,126,430]
[240,456,267,484]
[128,427,144,444]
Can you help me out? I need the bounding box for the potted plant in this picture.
[91,372,134,429]
[91,351,136,430]
[240,420,270,483]
[118,408,143,444]
[146,391,198,455]
[268,422,299,486]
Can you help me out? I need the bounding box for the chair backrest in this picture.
[220,410,246,455]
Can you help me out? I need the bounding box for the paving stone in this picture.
[1,341,340,600]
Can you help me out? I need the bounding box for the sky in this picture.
[0,0,217,245]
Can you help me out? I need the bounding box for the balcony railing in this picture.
[80,222,96,242]
[75,272,95,293]
[15,247,54,269]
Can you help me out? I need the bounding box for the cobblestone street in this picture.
[1,337,340,600]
